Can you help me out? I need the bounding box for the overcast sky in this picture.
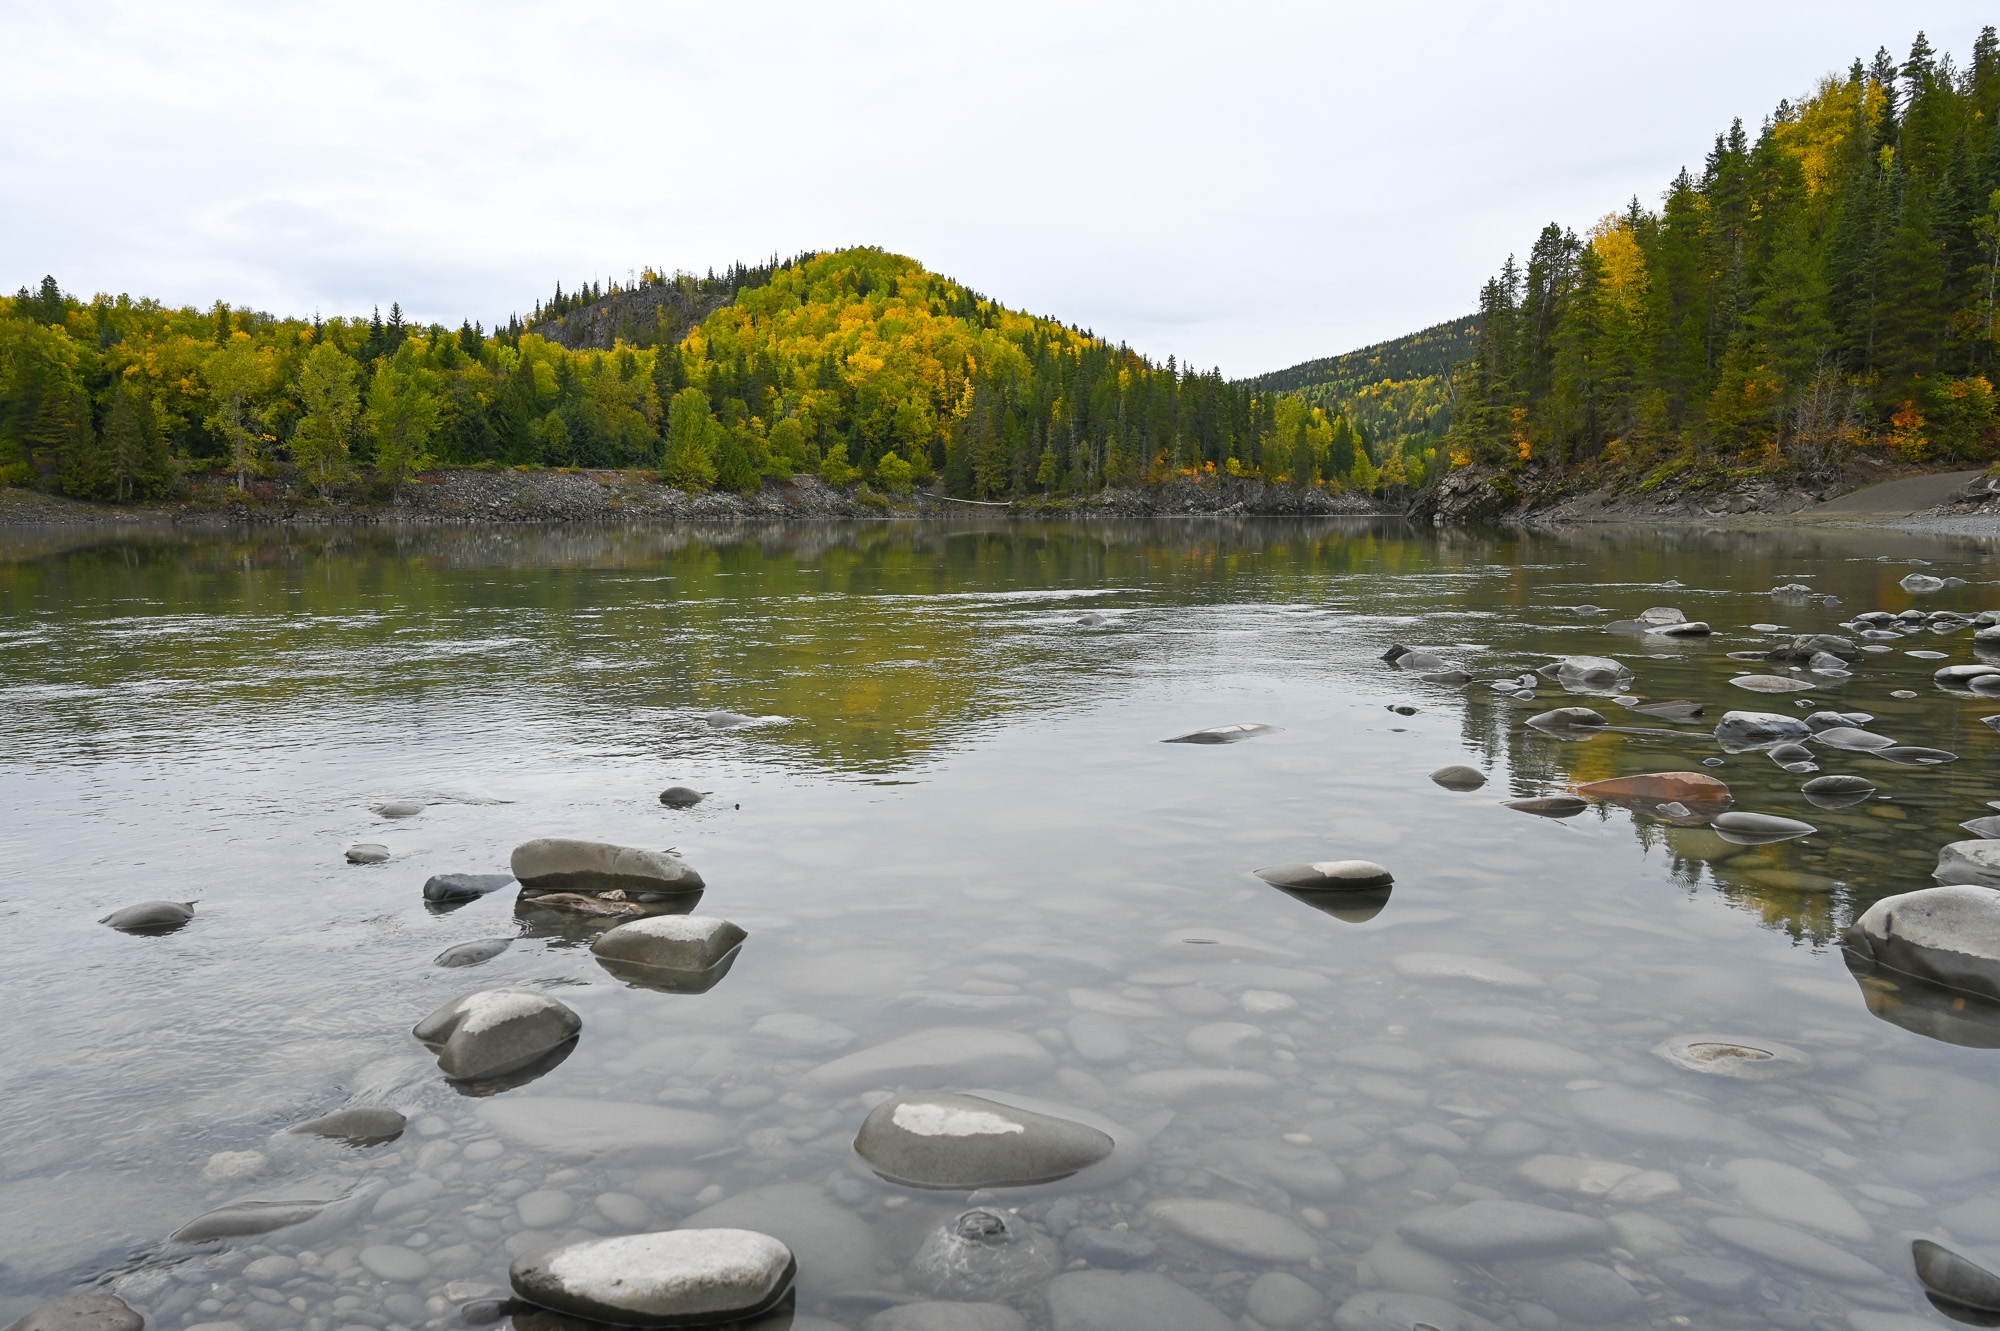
[2,1,1994,378]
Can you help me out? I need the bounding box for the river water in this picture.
[5,518,2000,1331]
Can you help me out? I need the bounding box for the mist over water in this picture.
[7,518,2000,1331]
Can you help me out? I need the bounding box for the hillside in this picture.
[1422,25,2000,522]
[1246,315,1476,469]
[0,248,1420,508]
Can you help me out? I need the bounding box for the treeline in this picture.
[0,248,1429,505]
[1447,27,2000,485]
[1246,316,1475,473]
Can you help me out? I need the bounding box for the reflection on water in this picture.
[5,519,2000,1329]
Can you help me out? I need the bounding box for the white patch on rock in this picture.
[890,1102,1026,1138]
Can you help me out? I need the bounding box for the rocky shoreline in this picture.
[0,472,1388,529]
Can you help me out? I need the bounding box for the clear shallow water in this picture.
[6,519,2000,1330]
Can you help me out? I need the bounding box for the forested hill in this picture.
[1440,26,2000,501]
[0,247,1434,507]
[1245,316,1477,466]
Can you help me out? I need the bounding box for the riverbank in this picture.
[0,470,1387,527]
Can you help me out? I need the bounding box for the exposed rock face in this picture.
[510,1229,795,1326]
[1848,884,2000,1000]
[411,988,582,1081]
[511,838,704,895]
[853,1092,1115,1189]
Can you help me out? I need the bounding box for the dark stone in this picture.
[1503,796,1588,818]
[1429,765,1487,791]
[658,787,704,808]
[424,874,515,903]
[1915,1239,2000,1313]
[1526,707,1607,733]
[413,988,582,1082]
[288,1106,407,1146]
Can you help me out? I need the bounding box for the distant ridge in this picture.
[1246,315,1478,396]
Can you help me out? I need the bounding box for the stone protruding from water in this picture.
[287,1106,407,1146]
[853,1092,1115,1189]
[1848,884,2000,1000]
[423,873,514,903]
[412,987,581,1082]
[511,838,705,896]
[510,1229,795,1327]
[1503,795,1588,817]
[1429,765,1486,791]
[1714,711,1810,750]
[658,786,705,808]
[1934,843,2000,889]
[435,938,513,968]
[1254,860,1394,891]
[1651,1032,1810,1080]
[346,843,390,864]
[1914,1238,2000,1320]
[98,901,194,933]
[1161,723,1281,745]
[1710,811,1817,845]
[1526,707,1607,734]
[591,915,745,975]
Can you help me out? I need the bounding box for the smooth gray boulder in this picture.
[1647,621,1712,637]
[511,1229,794,1326]
[287,1106,406,1146]
[1811,726,1898,751]
[423,873,514,903]
[345,843,390,864]
[1430,765,1487,791]
[1255,859,1393,890]
[1963,816,2000,839]
[591,915,745,973]
[435,938,512,968]
[1936,844,2000,889]
[1526,707,1607,733]
[854,1092,1114,1189]
[1714,711,1809,750]
[1398,1200,1608,1260]
[1553,656,1633,690]
[1147,1199,1318,1262]
[510,838,704,895]
[1729,674,1815,693]
[1503,795,1587,817]
[1880,746,1958,765]
[1710,811,1816,845]
[1570,1085,1775,1151]
[1245,1272,1324,1329]
[658,786,705,808]
[803,1028,1055,1094]
[1767,633,1859,662]
[1803,774,1875,809]
[1044,1271,1233,1331]
[1914,1238,2000,1316]
[98,900,194,933]
[1903,573,1948,592]
[2,1294,142,1331]
[412,987,581,1081]
[1848,885,2000,1000]
[866,1305,1028,1331]
[1161,723,1281,744]
[1936,664,2000,688]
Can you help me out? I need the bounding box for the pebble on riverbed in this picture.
[853,1092,1115,1189]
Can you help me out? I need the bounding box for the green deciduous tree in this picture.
[290,342,361,487]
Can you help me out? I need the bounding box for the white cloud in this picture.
[2,0,1992,376]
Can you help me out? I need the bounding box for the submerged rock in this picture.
[1044,1271,1233,1331]
[1394,952,1544,989]
[1576,771,1730,810]
[373,799,425,818]
[346,843,390,864]
[1529,1260,1642,1325]
[98,900,194,933]
[1802,774,1876,809]
[480,1096,730,1159]
[1936,664,2000,689]
[804,1028,1055,1094]
[1120,1068,1278,1103]
[1647,620,1712,637]
[1730,674,1815,693]
[2,1294,141,1331]
[1626,699,1704,722]
[866,1305,1027,1331]
[1651,1032,1810,1080]
[658,786,705,808]
[1554,656,1635,691]
[1723,1158,1872,1241]
[1161,723,1281,745]
[1703,1217,1885,1283]
[1254,860,1394,890]
[853,1092,1114,1189]
[510,1229,795,1326]
[412,988,581,1082]
[1331,1292,1500,1331]
[170,1175,381,1243]
[1710,811,1817,845]
[423,873,515,903]
[287,1105,405,1146]
[908,1209,1062,1300]
[1879,746,1958,765]
[1147,1199,1318,1262]
[1848,884,2000,1000]
[1503,795,1588,817]
[1811,725,1898,751]
[435,937,513,968]
[1429,765,1487,791]
[1398,1199,1609,1260]
[705,710,760,728]
[512,838,704,896]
